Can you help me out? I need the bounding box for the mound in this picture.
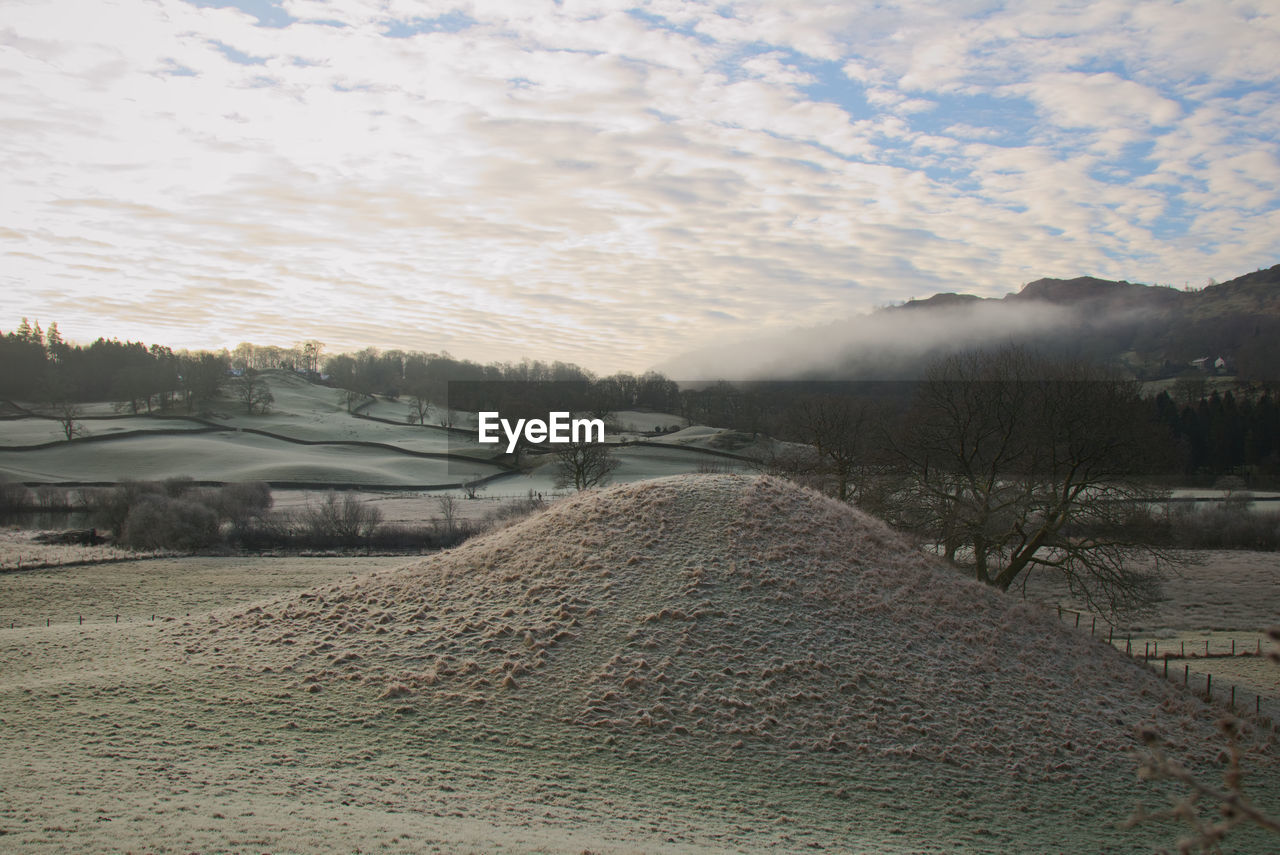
[173,474,1245,779]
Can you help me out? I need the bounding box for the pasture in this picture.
[0,372,754,491]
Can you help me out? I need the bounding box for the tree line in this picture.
[1,319,685,422]
[1152,388,1280,484]
[0,318,229,414]
[321,348,682,421]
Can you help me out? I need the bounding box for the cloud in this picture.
[665,297,1089,380]
[0,0,1277,374]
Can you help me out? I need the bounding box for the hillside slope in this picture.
[178,474,1258,781]
[664,264,1280,380]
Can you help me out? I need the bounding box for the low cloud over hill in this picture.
[668,265,1280,380]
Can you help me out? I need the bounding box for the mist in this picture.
[661,293,1159,382]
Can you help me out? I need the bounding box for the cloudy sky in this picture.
[2,0,1278,373]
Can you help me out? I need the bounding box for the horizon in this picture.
[3,1,1278,374]
[4,262,1277,379]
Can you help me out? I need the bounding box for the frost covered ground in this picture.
[1024,550,1280,720]
[1,475,1275,852]
[0,528,154,572]
[0,372,750,489]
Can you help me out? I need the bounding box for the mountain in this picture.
[665,264,1280,381]
[990,266,1280,378]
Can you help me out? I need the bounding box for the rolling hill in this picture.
[167,474,1275,850]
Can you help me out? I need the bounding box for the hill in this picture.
[883,265,1280,380]
[178,475,1258,781]
[665,264,1280,381]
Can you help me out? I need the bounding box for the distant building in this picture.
[1190,355,1231,374]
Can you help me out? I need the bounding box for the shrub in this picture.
[34,485,72,511]
[215,481,273,524]
[162,476,198,498]
[1166,503,1280,550]
[298,492,382,548]
[0,474,31,517]
[483,490,548,528]
[90,480,165,538]
[120,494,220,551]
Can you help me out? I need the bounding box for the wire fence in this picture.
[1048,602,1277,725]
[1,612,197,630]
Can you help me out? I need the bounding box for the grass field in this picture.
[1025,550,1280,722]
[0,373,744,490]
[1,378,1276,853]
[0,477,1275,853]
[0,415,211,447]
[0,431,499,486]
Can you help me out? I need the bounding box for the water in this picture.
[1,510,94,531]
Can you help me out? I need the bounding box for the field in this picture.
[0,476,1275,853]
[1025,551,1280,721]
[1,376,1277,852]
[0,415,211,448]
[0,372,752,490]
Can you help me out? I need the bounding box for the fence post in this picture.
[1074,613,1080,628]
[1091,617,1096,636]
[1163,658,1168,679]
[1206,673,1212,700]
[1184,664,1189,685]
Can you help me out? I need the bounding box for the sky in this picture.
[2,0,1278,374]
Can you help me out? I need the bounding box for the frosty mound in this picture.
[175,474,1245,778]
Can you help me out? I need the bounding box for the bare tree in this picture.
[299,492,382,547]
[233,369,274,415]
[178,352,228,414]
[785,393,882,503]
[887,346,1179,615]
[299,340,324,375]
[47,398,88,441]
[553,440,619,490]
[406,391,431,426]
[436,494,459,536]
[0,474,31,516]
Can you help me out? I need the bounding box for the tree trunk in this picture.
[973,535,990,584]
